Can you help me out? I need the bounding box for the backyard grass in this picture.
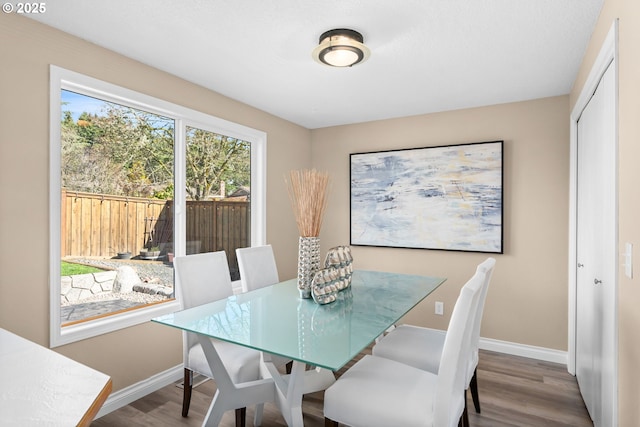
[61,261,105,276]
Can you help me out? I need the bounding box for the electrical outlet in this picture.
[435,301,444,316]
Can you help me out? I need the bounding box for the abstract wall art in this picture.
[350,141,503,253]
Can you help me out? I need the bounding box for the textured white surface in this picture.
[26,0,603,129]
[0,328,111,426]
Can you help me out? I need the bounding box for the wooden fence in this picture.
[61,190,250,271]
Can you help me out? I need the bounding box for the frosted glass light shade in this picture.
[312,29,370,67]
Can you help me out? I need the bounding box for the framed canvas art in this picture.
[350,140,503,253]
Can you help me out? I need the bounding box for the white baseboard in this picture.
[96,364,183,418]
[479,336,568,366]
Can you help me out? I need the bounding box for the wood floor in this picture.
[92,349,593,427]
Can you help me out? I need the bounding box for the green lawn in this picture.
[61,261,105,276]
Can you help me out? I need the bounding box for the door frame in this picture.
[568,19,618,424]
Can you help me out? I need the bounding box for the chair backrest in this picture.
[174,251,234,309]
[469,258,496,355]
[236,245,280,292]
[174,251,234,365]
[433,268,485,427]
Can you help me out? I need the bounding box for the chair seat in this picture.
[188,338,261,384]
[324,355,464,427]
[373,324,479,380]
[373,325,445,374]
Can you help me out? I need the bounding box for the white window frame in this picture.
[49,65,266,347]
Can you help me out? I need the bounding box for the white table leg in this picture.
[260,355,335,427]
[197,336,275,427]
[202,391,230,427]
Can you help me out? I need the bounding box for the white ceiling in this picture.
[27,0,603,129]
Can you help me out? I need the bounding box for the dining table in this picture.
[152,269,446,427]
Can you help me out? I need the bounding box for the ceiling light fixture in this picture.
[312,28,370,67]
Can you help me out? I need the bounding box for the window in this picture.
[50,66,266,347]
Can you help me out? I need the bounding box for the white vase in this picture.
[297,236,320,298]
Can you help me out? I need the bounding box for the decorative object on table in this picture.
[311,246,354,305]
[350,140,503,254]
[297,236,321,298]
[286,169,330,298]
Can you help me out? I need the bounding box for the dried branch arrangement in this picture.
[286,169,330,237]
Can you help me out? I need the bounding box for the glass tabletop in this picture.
[152,269,445,371]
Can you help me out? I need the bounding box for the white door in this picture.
[575,61,616,427]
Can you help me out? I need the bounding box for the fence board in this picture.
[127,198,136,255]
[60,191,249,270]
[91,198,101,256]
[81,196,92,256]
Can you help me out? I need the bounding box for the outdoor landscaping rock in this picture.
[112,266,142,293]
[133,283,173,297]
[100,279,113,292]
[61,276,72,295]
[61,272,116,303]
[65,287,85,302]
[91,282,104,295]
[94,270,117,283]
[74,274,96,290]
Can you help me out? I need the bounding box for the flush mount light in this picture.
[312,28,370,67]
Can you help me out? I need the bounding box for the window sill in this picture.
[51,299,181,348]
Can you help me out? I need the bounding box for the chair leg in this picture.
[463,389,470,427]
[182,368,193,417]
[286,361,293,374]
[235,407,247,427]
[470,367,481,413]
[325,418,339,427]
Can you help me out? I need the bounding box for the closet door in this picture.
[575,61,616,427]
[576,88,599,420]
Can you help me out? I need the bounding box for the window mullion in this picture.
[174,119,186,258]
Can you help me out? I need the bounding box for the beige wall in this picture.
[0,13,309,391]
[312,96,570,349]
[1,10,573,399]
[571,1,640,425]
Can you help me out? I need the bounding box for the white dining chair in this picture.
[372,257,496,419]
[323,267,485,427]
[236,245,293,374]
[236,245,280,292]
[175,251,274,426]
